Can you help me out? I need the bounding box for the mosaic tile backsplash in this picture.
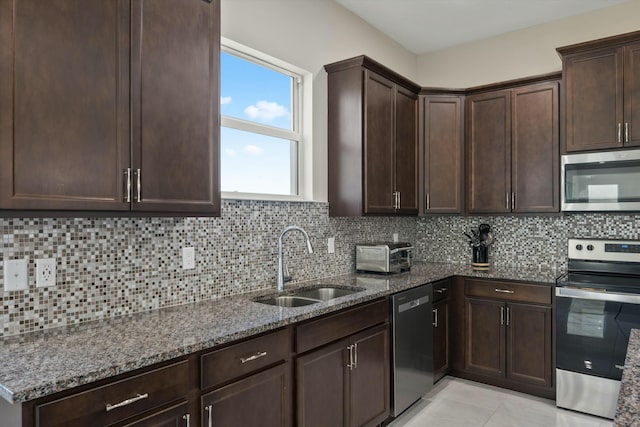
[0,200,416,337]
[416,213,640,270]
[1,201,639,337]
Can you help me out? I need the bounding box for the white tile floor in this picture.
[389,377,614,427]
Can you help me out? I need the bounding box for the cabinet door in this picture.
[467,90,511,213]
[202,363,291,427]
[0,0,130,210]
[433,300,450,382]
[565,47,624,152]
[423,96,464,214]
[395,87,419,214]
[131,0,220,214]
[506,303,552,388]
[364,71,396,214]
[349,324,390,427]
[625,43,640,147]
[122,401,190,427]
[465,298,505,378]
[296,339,348,427]
[511,83,559,213]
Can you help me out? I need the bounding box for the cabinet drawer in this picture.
[464,279,551,305]
[296,299,389,354]
[36,360,190,427]
[201,328,290,390]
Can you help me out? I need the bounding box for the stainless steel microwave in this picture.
[561,149,640,211]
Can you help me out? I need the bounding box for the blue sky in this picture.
[220,52,294,195]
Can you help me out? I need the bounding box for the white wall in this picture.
[417,0,640,88]
[221,0,417,202]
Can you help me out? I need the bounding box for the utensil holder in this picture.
[472,245,489,270]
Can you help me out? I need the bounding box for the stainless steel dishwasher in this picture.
[391,283,433,417]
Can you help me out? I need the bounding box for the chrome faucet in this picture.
[277,226,313,292]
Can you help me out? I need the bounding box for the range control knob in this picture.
[576,244,583,250]
[587,244,594,251]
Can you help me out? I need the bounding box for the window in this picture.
[220,42,306,199]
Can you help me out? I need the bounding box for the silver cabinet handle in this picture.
[500,306,504,325]
[511,192,515,210]
[183,414,190,427]
[435,288,447,294]
[433,308,438,327]
[124,168,132,203]
[618,123,622,143]
[354,343,358,369]
[426,193,430,210]
[506,307,510,326]
[240,351,267,364]
[626,122,630,143]
[205,405,213,427]
[106,393,148,411]
[495,289,515,294]
[346,344,354,370]
[506,192,510,209]
[397,192,401,209]
[135,168,141,202]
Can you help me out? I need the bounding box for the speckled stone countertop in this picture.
[614,329,640,426]
[0,262,559,405]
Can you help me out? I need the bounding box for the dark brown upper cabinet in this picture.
[0,0,220,215]
[421,95,464,214]
[467,81,559,214]
[558,31,640,152]
[325,56,419,217]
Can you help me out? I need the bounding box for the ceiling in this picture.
[335,0,630,54]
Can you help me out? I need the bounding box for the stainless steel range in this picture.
[556,238,640,419]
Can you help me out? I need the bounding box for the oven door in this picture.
[556,286,640,380]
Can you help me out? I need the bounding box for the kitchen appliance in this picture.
[356,242,412,274]
[391,284,433,417]
[561,148,640,211]
[556,238,640,419]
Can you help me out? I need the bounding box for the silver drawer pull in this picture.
[495,289,515,294]
[240,351,267,364]
[106,393,149,411]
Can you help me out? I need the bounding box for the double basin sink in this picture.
[255,285,364,307]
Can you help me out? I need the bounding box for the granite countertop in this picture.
[614,328,640,426]
[0,262,559,405]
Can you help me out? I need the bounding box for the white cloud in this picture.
[220,96,232,105]
[243,145,264,156]
[244,100,289,121]
[224,148,236,156]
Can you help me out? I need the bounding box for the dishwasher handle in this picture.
[397,296,430,313]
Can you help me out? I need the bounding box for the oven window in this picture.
[567,299,605,338]
[565,159,640,203]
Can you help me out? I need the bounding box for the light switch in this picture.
[328,237,335,254]
[182,247,195,270]
[4,259,28,292]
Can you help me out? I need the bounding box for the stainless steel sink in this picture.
[293,286,360,301]
[254,285,364,307]
[255,295,319,307]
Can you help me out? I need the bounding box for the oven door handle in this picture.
[556,286,640,304]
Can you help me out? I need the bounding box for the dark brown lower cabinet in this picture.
[201,363,291,427]
[432,298,450,383]
[296,324,390,427]
[121,401,190,427]
[464,297,552,389]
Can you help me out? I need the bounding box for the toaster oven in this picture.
[355,242,413,274]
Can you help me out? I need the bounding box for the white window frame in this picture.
[220,38,313,202]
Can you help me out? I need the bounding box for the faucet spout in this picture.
[277,226,313,292]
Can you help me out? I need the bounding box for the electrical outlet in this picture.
[328,237,335,254]
[36,258,56,288]
[182,247,195,270]
[4,259,28,292]
[393,233,399,243]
